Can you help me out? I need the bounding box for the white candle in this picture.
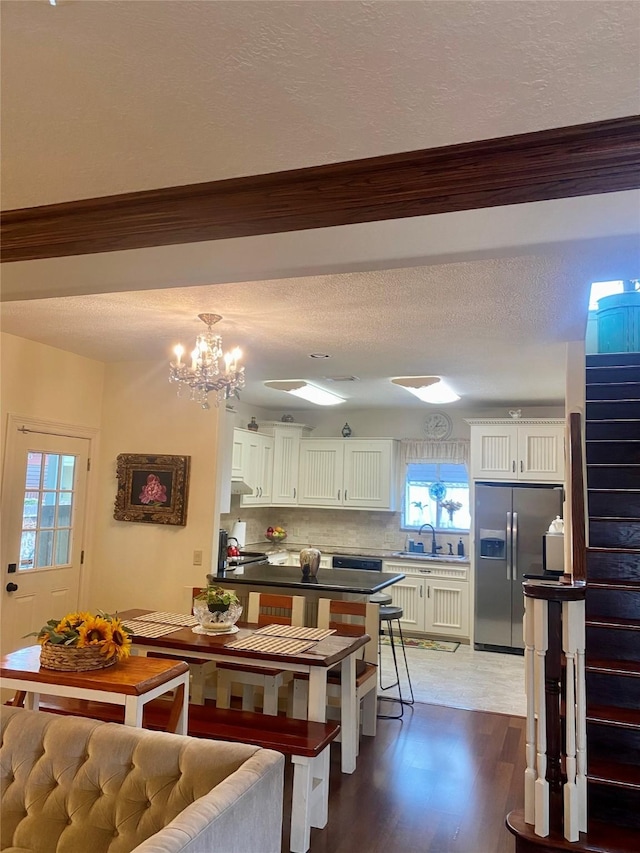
[173,344,184,367]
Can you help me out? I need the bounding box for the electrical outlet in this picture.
[384,532,394,544]
[193,550,203,566]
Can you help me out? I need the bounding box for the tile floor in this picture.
[379,640,526,717]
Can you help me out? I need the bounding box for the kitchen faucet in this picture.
[418,523,442,556]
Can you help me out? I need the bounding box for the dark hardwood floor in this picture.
[281,701,524,853]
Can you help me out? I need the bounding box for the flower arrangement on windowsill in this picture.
[439,499,463,523]
[27,611,132,672]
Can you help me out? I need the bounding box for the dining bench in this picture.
[22,695,340,853]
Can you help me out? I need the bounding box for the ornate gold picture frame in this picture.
[114,453,190,526]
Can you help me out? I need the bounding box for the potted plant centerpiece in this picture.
[193,585,242,633]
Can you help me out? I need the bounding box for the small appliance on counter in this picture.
[542,532,564,575]
[217,528,228,574]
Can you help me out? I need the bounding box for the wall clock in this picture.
[423,412,453,440]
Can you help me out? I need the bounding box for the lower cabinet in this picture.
[383,561,470,640]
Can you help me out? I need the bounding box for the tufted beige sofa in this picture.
[0,705,284,853]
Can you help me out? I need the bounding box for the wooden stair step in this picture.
[589,758,640,789]
[586,658,640,677]
[507,807,640,852]
[588,579,640,591]
[586,382,640,401]
[588,546,640,555]
[590,516,640,523]
[586,614,640,631]
[587,703,640,729]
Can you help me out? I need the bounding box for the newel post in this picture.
[522,579,586,841]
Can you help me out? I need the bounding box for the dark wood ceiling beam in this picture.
[2,116,639,263]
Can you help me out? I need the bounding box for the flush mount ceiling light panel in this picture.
[264,380,345,406]
[391,376,461,404]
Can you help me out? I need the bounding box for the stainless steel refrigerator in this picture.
[474,482,564,653]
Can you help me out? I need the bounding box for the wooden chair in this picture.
[215,592,305,715]
[145,587,224,704]
[292,598,379,758]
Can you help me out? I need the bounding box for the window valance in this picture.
[400,439,470,468]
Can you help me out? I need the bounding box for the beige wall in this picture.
[0,332,104,458]
[89,360,221,614]
[1,333,223,616]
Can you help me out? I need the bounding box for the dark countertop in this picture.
[213,565,405,595]
[250,541,470,566]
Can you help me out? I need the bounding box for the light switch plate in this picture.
[193,550,203,566]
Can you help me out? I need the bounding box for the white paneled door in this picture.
[1,422,90,655]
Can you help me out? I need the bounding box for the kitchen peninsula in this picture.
[213,565,405,596]
[212,565,405,630]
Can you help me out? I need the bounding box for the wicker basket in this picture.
[39,643,117,672]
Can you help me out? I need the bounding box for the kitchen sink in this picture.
[391,551,468,562]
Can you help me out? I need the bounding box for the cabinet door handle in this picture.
[338,489,341,501]
[344,490,348,501]
[512,460,516,472]
[520,460,524,473]
[293,487,296,499]
[420,586,423,598]
[427,586,431,598]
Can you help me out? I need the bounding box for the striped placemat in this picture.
[123,620,182,639]
[225,634,317,655]
[255,624,335,642]
[137,611,198,628]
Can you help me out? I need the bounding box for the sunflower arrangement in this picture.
[29,610,132,663]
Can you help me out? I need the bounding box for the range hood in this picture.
[230,477,252,495]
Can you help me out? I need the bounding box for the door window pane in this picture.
[60,456,76,490]
[40,492,57,528]
[20,531,35,569]
[57,492,73,527]
[55,530,71,565]
[36,530,54,568]
[43,454,60,489]
[20,451,78,570]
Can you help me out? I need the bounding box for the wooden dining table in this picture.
[1,644,190,734]
[120,608,370,774]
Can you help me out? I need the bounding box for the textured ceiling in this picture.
[0,245,619,409]
[2,0,639,208]
[1,1,639,411]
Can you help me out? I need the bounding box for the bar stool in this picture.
[377,604,415,719]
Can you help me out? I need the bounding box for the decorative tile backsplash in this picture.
[221,497,469,555]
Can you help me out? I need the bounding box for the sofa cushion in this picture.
[1,706,278,853]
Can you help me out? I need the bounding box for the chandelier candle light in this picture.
[169,314,245,409]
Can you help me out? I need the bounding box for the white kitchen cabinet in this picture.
[240,432,274,506]
[383,560,470,639]
[270,424,305,505]
[231,428,252,480]
[425,578,469,638]
[467,419,565,483]
[297,439,398,510]
[383,574,427,632]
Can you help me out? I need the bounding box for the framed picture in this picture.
[114,453,191,526]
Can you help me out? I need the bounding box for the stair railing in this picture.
[519,411,587,842]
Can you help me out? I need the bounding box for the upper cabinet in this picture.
[467,419,565,483]
[298,439,398,510]
[238,430,274,506]
[270,423,312,506]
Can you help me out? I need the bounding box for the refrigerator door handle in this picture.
[512,511,518,580]
[506,511,512,580]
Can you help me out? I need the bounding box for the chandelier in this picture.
[169,314,245,409]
